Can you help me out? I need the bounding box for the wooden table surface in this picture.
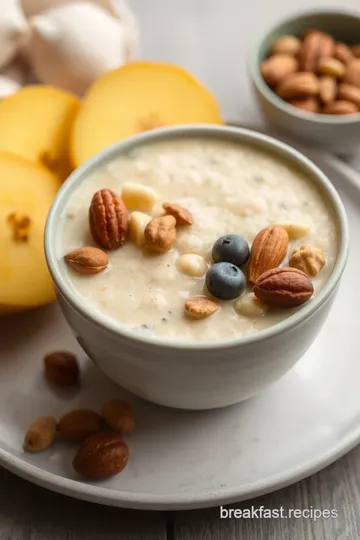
[3,1,360,538]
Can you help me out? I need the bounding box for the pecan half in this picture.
[89,189,128,250]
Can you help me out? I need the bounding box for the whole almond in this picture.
[271,36,301,56]
[144,215,176,253]
[248,225,289,284]
[275,72,320,100]
[184,296,219,319]
[101,400,135,434]
[64,246,108,275]
[338,83,360,107]
[289,244,325,277]
[57,409,102,442]
[260,54,298,87]
[352,44,360,58]
[344,59,360,87]
[73,433,129,479]
[44,351,80,387]
[323,100,358,114]
[288,97,319,113]
[254,267,314,308]
[162,202,193,226]
[318,57,346,79]
[334,43,354,65]
[318,76,337,104]
[89,189,128,250]
[299,31,335,71]
[24,416,57,452]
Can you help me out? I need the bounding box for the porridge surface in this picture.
[59,137,338,342]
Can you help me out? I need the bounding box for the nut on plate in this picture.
[275,72,320,100]
[318,76,337,105]
[270,36,301,56]
[317,57,346,79]
[144,215,177,253]
[298,30,335,71]
[44,351,80,387]
[247,225,289,284]
[185,296,219,319]
[57,409,102,442]
[260,54,298,87]
[323,100,358,114]
[73,432,129,479]
[121,182,158,212]
[101,400,135,434]
[162,202,193,226]
[89,189,128,250]
[64,246,108,275]
[235,293,269,318]
[129,211,152,247]
[289,244,325,277]
[24,416,57,452]
[254,267,314,308]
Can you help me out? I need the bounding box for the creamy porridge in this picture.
[58,137,338,342]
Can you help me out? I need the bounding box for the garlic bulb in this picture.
[28,1,136,95]
[0,76,21,99]
[0,0,29,69]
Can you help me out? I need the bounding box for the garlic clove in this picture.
[0,0,30,69]
[28,1,135,95]
[0,75,21,99]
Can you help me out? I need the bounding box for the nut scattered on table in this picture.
[289,244,325,277]
[24,416,57,452]
[44,351,80,387]
[260,28,360,115]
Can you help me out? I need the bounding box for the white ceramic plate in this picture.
[1,147,360,511]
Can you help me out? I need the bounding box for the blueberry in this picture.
[206,262,246,300]
[212,234,250,268]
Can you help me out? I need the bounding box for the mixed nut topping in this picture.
[64,180,327,325]
[261,28,360,115]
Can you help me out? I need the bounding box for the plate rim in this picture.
[2,145,360,511]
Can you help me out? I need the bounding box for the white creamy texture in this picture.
[59,138,338,342]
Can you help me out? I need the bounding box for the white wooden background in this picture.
[2,0,360,538]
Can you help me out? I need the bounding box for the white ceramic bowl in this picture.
[45,125,349,410]
[249,9,360,153]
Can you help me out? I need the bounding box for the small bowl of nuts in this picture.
[249,9,360,152]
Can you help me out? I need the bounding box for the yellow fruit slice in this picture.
[0,153,61,314]
[71,61,223,166]
[0,86,80,181]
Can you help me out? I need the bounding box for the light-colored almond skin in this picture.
[352,45,360,58]
[334,43,354,65]
[288,97,319,113]
[162,202,193,226]
[318,76,337,104]
[185,296,219,319]
[318,57,346,79]
[24,417,57,452]
[57,409,102,442]
[345,59,360,87]
[299,31,335,71]
[64,246,108,275]
[144,215,177,253]
[323,100,358,114]
[289,245,325,277]
[73,433,129,480]
[254,267,314,308]
[338,83,360,107]
[275,72,320,100]
[247,225,289,284]
[44,351,80,387]
[260,54,298,87]
[270,36,301,56]
[101,400,135,434]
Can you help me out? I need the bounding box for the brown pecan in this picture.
[73,433,129,479]
[298,31,335,72]
[89,189,128,250]
[254,267,314,308]
[144,215,176,253]
[163,202,193,226]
